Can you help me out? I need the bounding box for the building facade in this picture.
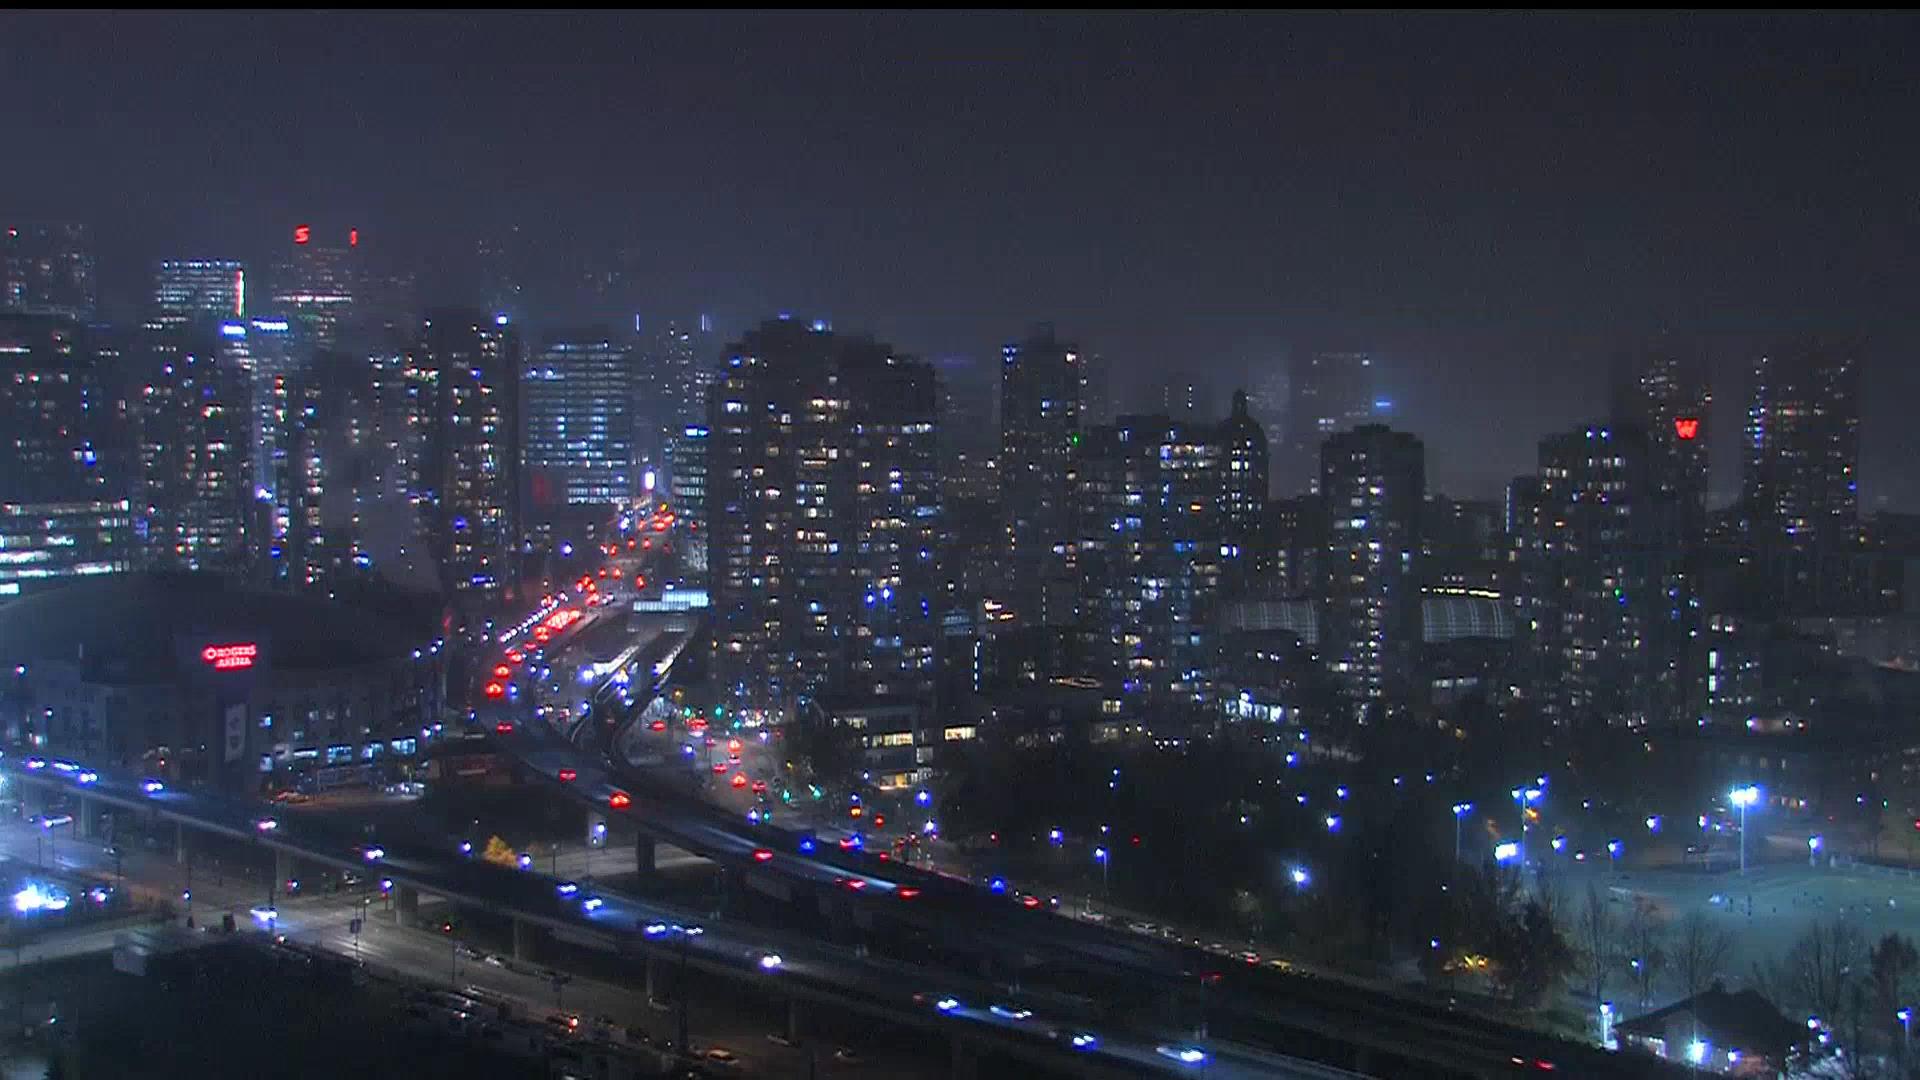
[1,223,95,320]
[152,260,246,329]
[0,314,131,598]
[522,333,636,511]
[1741,344,1860,554]
[705,318,940,715]
[1318,424,1425,712]
[1285,351,1378,495]
[412,311,522,606]
[998,324,1085,627]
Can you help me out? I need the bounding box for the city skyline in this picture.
[4,12,1918,504]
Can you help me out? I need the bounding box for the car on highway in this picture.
[832,1047,863,1064]
[702,1047,740,1069]
[1157,1045,1210,1065]
[544,1013,580,1036]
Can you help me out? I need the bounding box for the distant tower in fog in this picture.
[1286,351,1377,495]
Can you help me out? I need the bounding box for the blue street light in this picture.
[1730,785,1761,874]
[1512,786,1544,868]
[1451,802,1474,863]
[1288,866,1310,889]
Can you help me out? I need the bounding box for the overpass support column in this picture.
[273,849,293,890]
[950,1035,978,1080]
[511,917,540,964]
[175,821,189,865]
[20,783,43,820]
[823,896,854,945]
[786,998,806,1045]
[634,831,656,878]
[396,885,420,929]
[643,955,657,1000]
[73,796,93,839]
[715,866,744,916]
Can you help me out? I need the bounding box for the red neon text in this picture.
[201,643,258,670]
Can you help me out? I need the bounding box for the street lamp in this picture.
[1451,803,1474,864]
[1512,787,1543,869]
[1808,835,1823,868]
[1288,865,1310,889]
[1093,847,1109,898]
[1898,1008,1911,1058]
[1729,785,1761,875]
[1599,1001,1615,1050]
[1607,839,1623,874]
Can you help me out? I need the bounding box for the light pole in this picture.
[1898,1008,1911,1061]
[1451,803,1474,864]
[1730,785,1760,875]
[1607,839,1623,875]
[1093,847,1109,900]
[1511,787,1543,870]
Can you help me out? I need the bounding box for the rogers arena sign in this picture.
[201,643,258,671]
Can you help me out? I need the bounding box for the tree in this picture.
[1230,888,1265,943]
[1574,883,1619,1012]
[786,701,862,794]
[1754,919,1865,1031]
[1869,933,1919,1062]
[1673,910,1736,1002]
[1493,898,1576,1010]
[1621,900,1669,1010]
[481,834,519,869]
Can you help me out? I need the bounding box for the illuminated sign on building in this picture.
[293,225,311,245]
[201,643,258,671]
[348,228,359,247]
[1674,417,1701,441]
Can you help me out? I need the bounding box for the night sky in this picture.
[4,12,1917,504]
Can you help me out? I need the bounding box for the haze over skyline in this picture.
[5,11,1916,503]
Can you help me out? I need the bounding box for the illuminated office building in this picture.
[522,333,635,510]
[152,260,246,328]
[0,314,131,598]
[706,318,940,712]
[1741,344,1860,553]
[271,226,356,348]
[1,222,95,320]
[134,324,252,572]
[412,310,521,604]
[1319,424,1424,711]
[1286,352,1378,495]
[998,324,1084,626]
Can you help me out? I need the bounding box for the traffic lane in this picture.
[297,894,940,1076]
[8,764,1252,1073]
[506,737,1201,982]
